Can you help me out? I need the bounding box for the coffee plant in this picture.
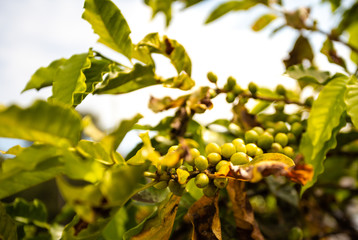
[1,0,358,239]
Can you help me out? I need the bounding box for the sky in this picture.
[0,0,350,153]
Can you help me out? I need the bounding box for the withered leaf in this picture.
[226,180,264,240]
[184,194,222,240]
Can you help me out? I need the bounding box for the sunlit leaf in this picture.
[300,74,349,193]
[145,0,174,27]
[51,51,92,106]
[94,64,159,94]
[226,180,264,240]
[101,114,143,156]
[22,58,66,93]
[99,164,150,207]
[205,0,259,24]
[77,140,113,165]
[0,100,82,146]
[347,23,358,64]
[345,76,358,128]
[124,193,181,240]
[251,13,277,31]
[56,177,103,223]
[127,132,158,166]
[163,71,195,90]
[285,64,330,86]
[184,194,222,240]
[283,35,314,68]
[0,203,17,240]
[82,0,132,58]
[138,33,192,76]
[337,2,358,33]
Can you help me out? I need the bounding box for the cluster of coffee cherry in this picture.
[149,119,304,197]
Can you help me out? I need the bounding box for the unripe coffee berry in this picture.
[195,155,209,172]
[226,92,236,103]
[221,143,236,159]
[230,152,249,165]
[275,84,286,96]
[275,133,288,147]
[168,179,185,196]
[232,140,246,153]
[215,160,230,171]
[207,152,222,165]
[274,121,288,134]
[205,143,221,155]
[245,130,259,143]
[187,148,200,166]
[291,122,304,137]
[257,132,274,150]
[283,146,295,158]
[203,184,218,197]
[195,173,210,188]
[270,142,283,153]
[246,143,258,157]
[248,82,258,95]
[154,181,168,190]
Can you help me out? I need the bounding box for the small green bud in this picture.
[275,84,286,96]
[207,72,218,83]
[248,82,258,95]
[274,101,285,112]
[227,76,236,90]
[226,92,236,103]
[304,96,314,107]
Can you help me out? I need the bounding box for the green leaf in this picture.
[284,35,314,68]
[56,177,103,223]
[82,0,132,58]
[51,51,92,106]
[0,203,17,240]
[73,57,111,106]
[300,74,349,193]
[249,100,271,115]
[163,72,195,90]
[251,13,277,32]
[101,114,143,154]
[347,23,358,64]
[100,164,150,207]
[5,198,48,223]
[22,58,66,93]
[205,0,258,24]
[337,2,358,33]
[138,33,192,76]
[345,76,358,128]
[145,0,175,27]
[247,153,295,167]
[0,100,82,146]
[285,64,330,86]
[77,140,113,165]
[123,193,181,240]
[126,132,155,165]
[102,207,128,240]
[320,38,347,70]
[94,64,159,94]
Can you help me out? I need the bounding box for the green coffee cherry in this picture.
[205,143,221,155]
[274,101,285,112]
[230,152,249,165]
[245,130,259,143]
[187,148,200,166]
[232,140,246,153]
[275,133,288,147]
[154,181,168,190]
[232,138,245,145]
[228,123,244,137]
[207,72,218,84]
[226,92,236,103]
[274,121,288,134]
[288,227,303,240]
[203,183,218,197]
[248,82,258,95]
[227,76,237,89]
[265,128,275,135]
[232,84,243,95]
[291,122,304,137]
[195,173,210,188]
[168,179,185,196]
[221,143,236,159]
[246,143,258,157]
[195,155,209,172]
[287,133,297,145]
[287,114,300,124]
[207,152,222,166]
[256,147,263,155]
[252,126,264,135]
[283,146,295,158]
[214,178,228,189]
[215,160,230,171]
[257,132,274,150]
[275,84,286,96]
[270,142,283,153]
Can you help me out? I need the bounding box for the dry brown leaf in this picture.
[226,180,264,240]
[184,194,222,240]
